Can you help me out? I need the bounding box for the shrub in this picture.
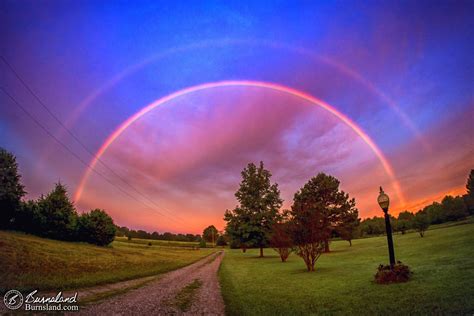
[77,209,116,246]
[375,262,412,284]
[199,239,207,248]
[270,222,293,262]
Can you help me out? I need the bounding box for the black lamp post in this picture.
[378,187,396,268]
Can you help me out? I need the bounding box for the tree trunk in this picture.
[349,239,352,247]
[259,247,264,257]
[324,240,330,253]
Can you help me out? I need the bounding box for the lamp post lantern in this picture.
[378,187,396,268]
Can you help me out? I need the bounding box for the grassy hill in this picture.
[219,221,474,315]
[0,231,215,292]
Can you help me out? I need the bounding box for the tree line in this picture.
[1,148,116,246]
[115,225,202,242]
[224,162,474,272]
[361,172,474,237]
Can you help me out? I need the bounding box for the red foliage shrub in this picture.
[375,261,412,284]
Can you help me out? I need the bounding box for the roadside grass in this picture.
[0,231,216,292]
[219,222,474,315]
[170,279,203,312]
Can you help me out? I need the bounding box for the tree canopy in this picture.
[224,162,283,257]
[0,147,26,228]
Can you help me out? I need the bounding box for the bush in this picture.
[199,239,207,248]
[375,262,412,284]
[77,209,116,246]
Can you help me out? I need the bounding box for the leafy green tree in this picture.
[37,182,78,240]
[397,211,415,234]
[224,162,283,257]
[441,195,468,221]
[216,235,228,246]
[77,209,116,246]
[423,202,445,224]
[290,173,356,271]
[202,225,219,246]
[0,148,26,228]
[336,208,360,246]
[413,211,430,237]
[360,216,386,236]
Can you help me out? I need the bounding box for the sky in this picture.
[1,1,473,234]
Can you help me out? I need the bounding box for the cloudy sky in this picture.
[1,1,473,233]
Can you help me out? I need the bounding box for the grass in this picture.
[170,279,203,312]
[0,231,216,292]
[219,222,474,315]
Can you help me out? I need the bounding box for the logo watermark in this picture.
[3,290,23,310]
[3,289,79,311]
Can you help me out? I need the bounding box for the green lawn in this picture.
[0,231,216,292]
[219,222,474,315]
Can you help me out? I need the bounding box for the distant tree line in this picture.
[361,170,474,237]
[1,148,115,246]
[115,225,202,242]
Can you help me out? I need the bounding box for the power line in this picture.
[1,55,187,224]
[0,86,183,226]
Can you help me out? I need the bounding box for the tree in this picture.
[467,169,474,196]
[216,235,228,246]
[337,208,360,246]
[397,211,415,234]
[360,216,386,236]
[441,195,468,221]
[203,225,219,246]
[77,209,116,246]
[423,202,445,224]
[270,221,293,262]
[413,211,430,237]
[224,162,283,257]
[0,148,26,228]
[37,183,78,240]
[290,173,356,271]
[464,170,474,215]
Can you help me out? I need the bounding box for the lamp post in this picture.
[377,187,396,268]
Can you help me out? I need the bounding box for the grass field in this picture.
[0,231,216,292]
[219,221,474,315]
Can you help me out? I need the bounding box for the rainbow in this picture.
[74,80,406,207]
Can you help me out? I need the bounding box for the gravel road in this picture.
[78,251,225,315]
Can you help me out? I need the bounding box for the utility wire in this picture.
[0,86,183,226]
[1,56,187,225]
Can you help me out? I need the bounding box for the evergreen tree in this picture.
[0,148,26,228]
[37,182,77,240]
[224,162,283,257]
[290,173,356,270]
